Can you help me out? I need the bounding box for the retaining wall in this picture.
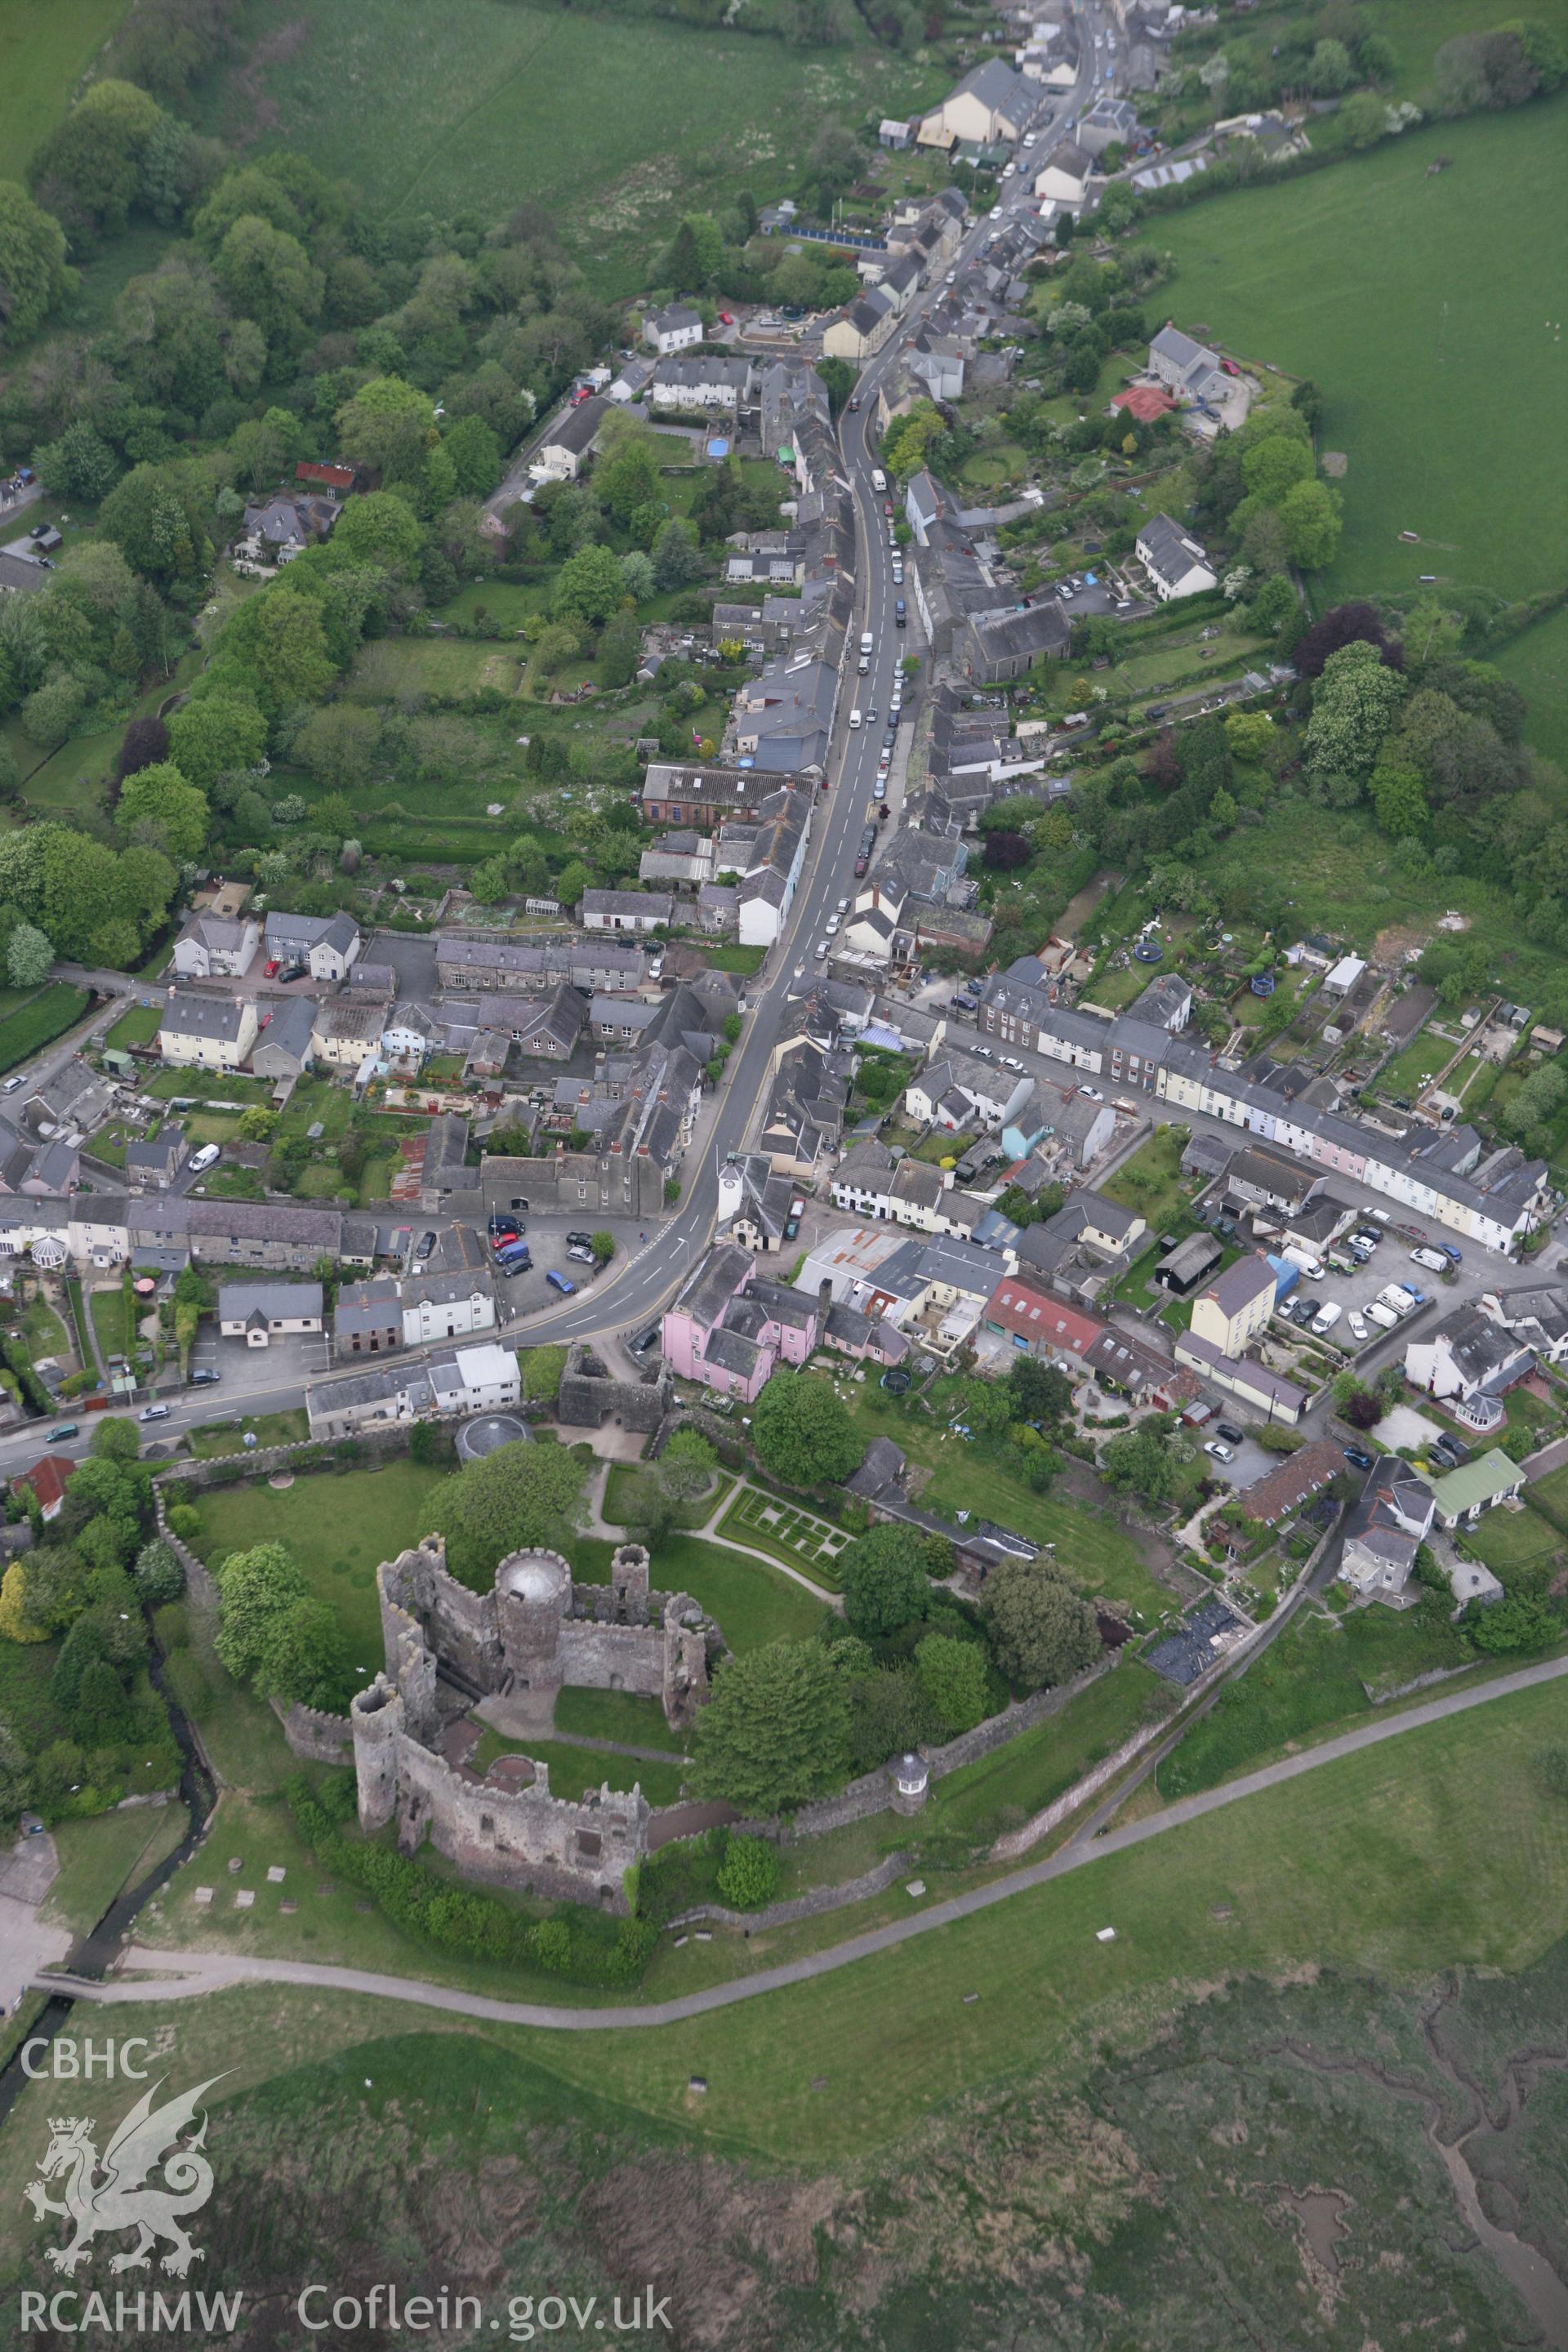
[666,1852,909,1933]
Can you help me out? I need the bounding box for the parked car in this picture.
[414,1231,437,1263]
[1365,1300,1401,1331]
[566,1231,592,1247]
[189,1367,221,1387]
[1215,1423,1245,1446]
[1410,1246,1450,1273]
[1440,1242,1463,1263]
[1203,1441,1234,1463]
[1348,1311,1369,1343]
[1432,1434,1470,1467]
[1343,1445,1374,1471]
[138,1404,172,1423]
[1312,1302,1343,1335]
[187,1143,220,1175]
[545,1270,575,1295]
[47,1423,78,1443]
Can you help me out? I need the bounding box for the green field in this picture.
[105,1003,163,1050]
[1155,105,1568,636]
[190,1459,446,1672]
[199,0,938,292]
[0,0,127,172]
[0,984,89,1075]
[1497,604,1568,769]
[637,1533,831,1651]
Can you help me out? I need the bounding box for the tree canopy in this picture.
[751,1370,865,1490]
[420,1438,587,1586]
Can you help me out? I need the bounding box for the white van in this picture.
[849,708,862,728]
[1311,1302,1342,1336]
[188,1143,220,1174]
[860,630,874,655]
[871,469,887,492]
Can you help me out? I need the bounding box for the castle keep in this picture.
[350,1534,722,1910]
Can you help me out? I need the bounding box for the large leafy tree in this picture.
[213,215,323,367]
[692,1640,850,1814]
[552,542,626,625]
[166,693,266,788]
[751,1369,864,1490]
[0,180,71,350]
[116,760,209,862]
[1304,638,1406,805]
[915,1633,990,1734]
[839,1524,929,1639]
[982,1561,1100,1690]
[420,1439,587,1587]
[213,1541,345,1707]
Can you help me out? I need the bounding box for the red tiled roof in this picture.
[985,1278,1102,1358]
[12,1454,78,1517]
[296,461,354,489]
[1237,1437,1345,1525]
[1111,385,1176,422]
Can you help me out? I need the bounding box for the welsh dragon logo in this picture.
[24,2074,228,2278]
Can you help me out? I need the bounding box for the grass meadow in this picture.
[200,0,939,293]
[0,0,127,171]
[1155,104,1568,648]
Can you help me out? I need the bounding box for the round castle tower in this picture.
[496,1547,573,1713]
[351,1674,405,1832]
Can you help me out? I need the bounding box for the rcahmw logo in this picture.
[19,2066,243,2334]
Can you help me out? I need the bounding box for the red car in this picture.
[263,960,279,977]
[1221,359,1241,376]
[719,311,735,325]
[882,500,893,516]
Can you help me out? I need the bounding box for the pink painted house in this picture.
[662,1244,819,1401]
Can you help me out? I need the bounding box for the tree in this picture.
[1537,1746,1568,1798]
[334,374,438,476]
[982,1559,1100,1690]
[114,716,170,784]
[1279,476,1343,570]
[419,1439,587,1587]
[1099,1423,1178,1503]
[553,543,626,625]
[443,412,502,497]
[839,1524,928,1639]
[817,356,855,417]
[589,1230,616,1266]
[213,214,323,366]
[76,1655,132,1744]
[131,1538,183,1606]
[518,1342,566,1402]
[751,1369,864,1490]
[1241,430,1312,505]
[691,1640,850,1815]
[166,694,265,788]
[296,703,379,791]
[717,1833,781,1909]
[1307,36,1353,94]
[651,519,705,591]
[1468,1592,1558,1654]
[915,1633,990,1735]
[329,491,425,572]
[0,180,71,350]
[1339,88,1388,148]
[1006,1356,1074,1425]
[249,1594,346,1708]
[554,858,590,910]
[1370,760,1428,839]
[212,1542,304,1682]
[7,923,52,987]
[1305,638,1406,803]
[90,1417,140,1463]
[116,762,209,862]
[1223,710,1276,765]
[37,421,118,502]
[1294,601,1401,679]
[619,550,657,604]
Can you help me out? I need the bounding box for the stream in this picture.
[0,1652,215,2132]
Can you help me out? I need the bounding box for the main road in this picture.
[512,19,1107,1348]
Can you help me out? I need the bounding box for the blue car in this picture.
[546,1270,576,1296]
[1441,1243,1463,1264]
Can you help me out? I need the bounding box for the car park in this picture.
[1204,1441,1234,1463]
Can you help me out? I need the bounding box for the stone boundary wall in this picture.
[666,1852,909,1933]
[989,1726,1152,1862]
[782,1659,1118,1842]
[272,1696,354,1763]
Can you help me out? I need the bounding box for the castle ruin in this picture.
[350,1534,723,1911]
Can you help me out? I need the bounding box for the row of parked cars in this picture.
[1280,1221,1459,1346]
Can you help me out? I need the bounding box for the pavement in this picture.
[45,1652,1568,2030]
[0,1831,68,2016]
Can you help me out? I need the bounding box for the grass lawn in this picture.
[0,984,88,1076]
[1155,103,1568,666]
[0,0,129,172]
[1497,604,1568,771]
[1080,961,1150,1012]
[21,1292,72,1364]
[105,1004,162,1051]
[1100,1123,1194,1235]
[551,1686,688,1754]
[1464,1503,1562,1576]
[1155,1605,1469,1801]
[189,1459,446,1675]
[644,1534,832,1651]
[472,1728,686,1808]
[42,1802,189,1937]
[1372,1027,1455,1101]
[198,0,939,295]
[512,1674,1568,2164]
[602,1463,732,1533]
[840,1385,1169,1624]
[88,1281,134,1365]
[929,1664,1174,1843]
[188,1407,310,1459]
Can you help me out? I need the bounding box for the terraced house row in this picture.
[976,964,1551,1253]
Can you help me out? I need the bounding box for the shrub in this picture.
[165,1504,201,1542]
[716,1834,781,1910]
